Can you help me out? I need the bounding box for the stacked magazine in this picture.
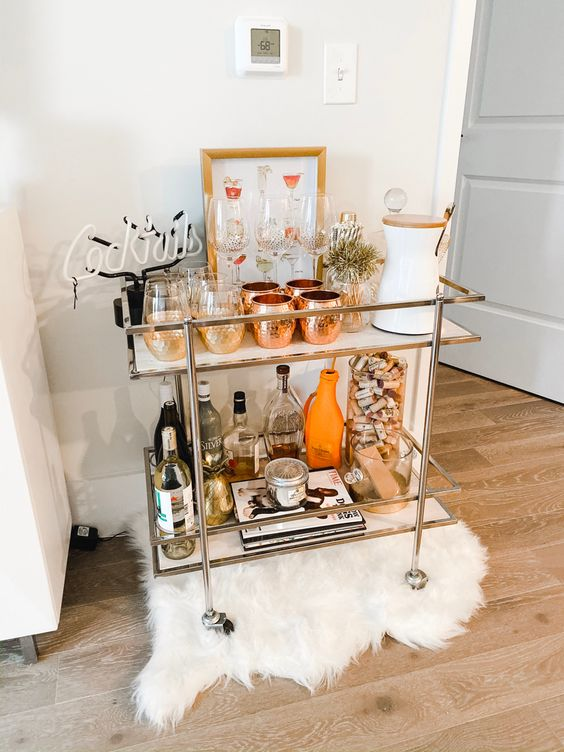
[230,466,366,553]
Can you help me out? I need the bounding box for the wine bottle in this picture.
[153,381,190,466]
[224,391,259,479]
[153,426,195,560]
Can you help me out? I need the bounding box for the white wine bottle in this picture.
[154,426,195,560]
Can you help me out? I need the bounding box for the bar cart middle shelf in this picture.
[122,276,484,634]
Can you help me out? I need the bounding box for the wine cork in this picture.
[358,444,400,499]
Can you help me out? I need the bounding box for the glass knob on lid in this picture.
[384,188,408,214]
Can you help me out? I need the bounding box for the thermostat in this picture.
[235,17,288,76]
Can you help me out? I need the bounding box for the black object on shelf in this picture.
[114,282,145,328]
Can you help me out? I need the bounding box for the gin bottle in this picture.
[264,365,305,460]
[153,426,195,560]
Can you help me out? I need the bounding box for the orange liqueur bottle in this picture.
[304,369,344,468]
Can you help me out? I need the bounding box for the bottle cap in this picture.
[233,391,246,414]
[159,380,174,407]
[276,365,290,376]
[198,381,211,399]
[339,211,357,223]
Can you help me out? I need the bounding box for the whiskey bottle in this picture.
[263,365,305,460]
[224,391,259,479]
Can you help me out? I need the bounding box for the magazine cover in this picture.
[230,466,366,547]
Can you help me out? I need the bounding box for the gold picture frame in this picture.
[200,146,327,273]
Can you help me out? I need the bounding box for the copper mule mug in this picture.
[296,290,342,344]
[251,293,295,348]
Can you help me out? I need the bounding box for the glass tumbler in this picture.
[346,431,413,514]
[193,281,245,354]
[142,276,189,361]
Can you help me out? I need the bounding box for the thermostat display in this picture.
[235,17,288,75]
[250,28,280,63]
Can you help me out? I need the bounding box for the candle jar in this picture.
[264,458,309,510]
[345,352,407,465]
[251,293,295,348]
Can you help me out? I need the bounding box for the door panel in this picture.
[454,177,564,318]
[480,0,564,117]
[443,0,564,402]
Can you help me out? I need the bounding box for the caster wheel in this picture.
[223,618,235,635]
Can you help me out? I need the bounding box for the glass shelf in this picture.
[129,318,479,378]
[144,444,458,578]
[122,276,484,378]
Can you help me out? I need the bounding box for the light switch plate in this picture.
[323,43,357,104]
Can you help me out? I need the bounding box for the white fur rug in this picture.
[130,513,487,728]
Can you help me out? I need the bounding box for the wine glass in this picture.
[255,196,296,283]
[207,198,249,285]
[142,276,190,361]
[299,194,336,278]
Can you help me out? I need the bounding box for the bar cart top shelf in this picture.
[123,276,484,378]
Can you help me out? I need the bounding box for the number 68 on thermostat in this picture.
[235,17,288,75]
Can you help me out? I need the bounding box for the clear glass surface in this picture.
[299,193,336,277]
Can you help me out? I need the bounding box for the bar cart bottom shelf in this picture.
[154,495,456,577]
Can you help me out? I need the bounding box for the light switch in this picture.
[323,43,357,104]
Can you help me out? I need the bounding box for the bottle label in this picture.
[155,484,193,534]
[201,436,223,452]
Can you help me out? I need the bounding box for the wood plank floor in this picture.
[1,366,563,752]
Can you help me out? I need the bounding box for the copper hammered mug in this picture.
[251,293,295,349]
[241,281,280,331]
[284,278,324,301]
[296,290,342,345]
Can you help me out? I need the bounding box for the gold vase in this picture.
[204,471,233,526]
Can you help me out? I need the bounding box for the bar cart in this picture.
[121,277,484,635]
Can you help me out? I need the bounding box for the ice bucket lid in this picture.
[382,213,447,229]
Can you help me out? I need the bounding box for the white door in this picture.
[442,0,564,403]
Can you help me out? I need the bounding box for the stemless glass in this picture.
[189,270,227,316]
[255,196,297,284]
[142,276,189,361]
[193,281,245,354]
[299,193,336,278]
[207,198,249,285]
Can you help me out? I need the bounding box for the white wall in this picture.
[0,0,475,535]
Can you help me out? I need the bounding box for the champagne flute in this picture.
[255,196,295,284]
[299,193,336,278]
[207,198,249,285]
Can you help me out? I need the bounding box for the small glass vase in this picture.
[329,277,373,332]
